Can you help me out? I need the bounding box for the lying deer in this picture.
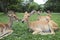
[22,12,55,35]
[0,11,21,39]
[38,13,58,30]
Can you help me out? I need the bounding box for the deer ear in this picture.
[26,11,28,13]
[7,13,12,17]
[47,14,51,18]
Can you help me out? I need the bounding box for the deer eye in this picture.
[28,16,30,17]
[13,16,15,17]
[46,18,48,20]
[46,18,49,22]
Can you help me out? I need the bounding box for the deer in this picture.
[38,11,58,31]
[22,11,55,35]
[0,10,21,39]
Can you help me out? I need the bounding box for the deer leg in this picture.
[0,27,3,35]
[32,28,42,35]
[40,32,54,35]
[32,31,39,34]
[40,28,55,35]
[39,28,55,35]
[0,26,13,38]
[38,31,55,35]
[48,24,55,35]
[0,30,13,39]
[50,28,55,35]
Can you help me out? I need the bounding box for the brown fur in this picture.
[0,11,20,39]
[22,12,55,35]
[38,14,58,30]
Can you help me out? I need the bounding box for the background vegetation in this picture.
[0,0,60,14]
[44,0,60,12]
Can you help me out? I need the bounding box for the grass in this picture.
[0,13,60,40]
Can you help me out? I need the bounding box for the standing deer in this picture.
[0,11,21,39]
[22,12,55,35]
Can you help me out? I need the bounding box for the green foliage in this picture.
[0,0,41,13]
[28,2,39,11]
[44,0,60,12]
[0,0,18,14]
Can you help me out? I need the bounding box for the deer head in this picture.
[7,11,21,28]
[22,11,30,23]
[38,14,51,23]
[7,11,21,22]
[38,13,51,21]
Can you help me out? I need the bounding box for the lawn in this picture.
[0,13,60,40]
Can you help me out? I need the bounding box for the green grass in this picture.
[0,13,60,40]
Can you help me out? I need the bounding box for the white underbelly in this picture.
[37,25,51,32]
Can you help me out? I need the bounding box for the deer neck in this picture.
[26,17,30,27]
[8,17,13,28]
